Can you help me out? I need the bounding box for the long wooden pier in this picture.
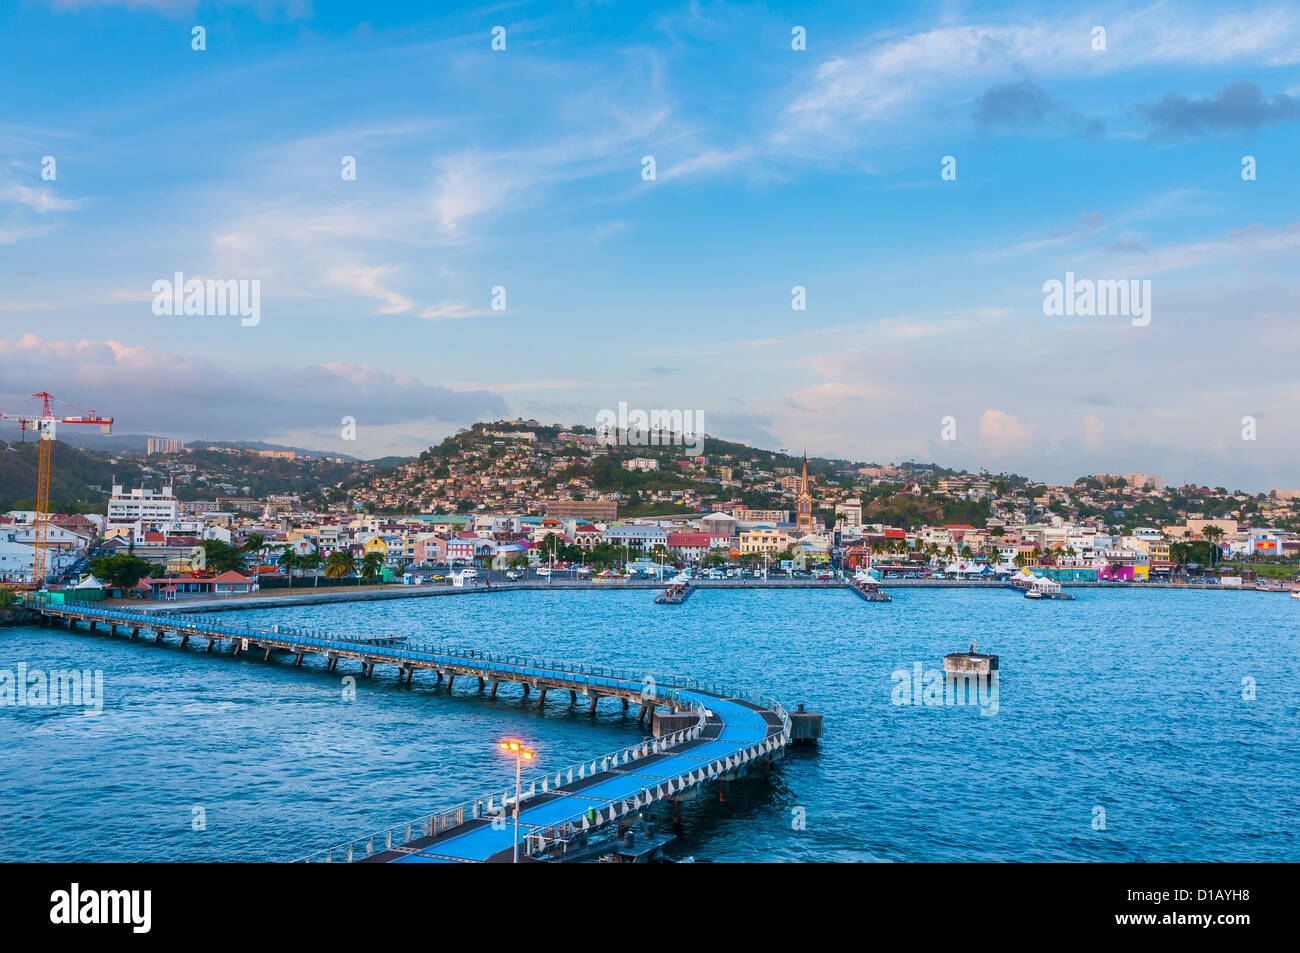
[22,596,793,863]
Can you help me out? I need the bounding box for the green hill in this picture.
[0,440,146,512]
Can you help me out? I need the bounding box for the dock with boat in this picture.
[655,582,695,605]
[1006,569,1075,600]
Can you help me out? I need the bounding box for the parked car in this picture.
[504,570,521,580]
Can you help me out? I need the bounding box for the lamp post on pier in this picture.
[498,739,534,862]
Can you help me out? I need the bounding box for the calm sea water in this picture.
[2,587,1297,862]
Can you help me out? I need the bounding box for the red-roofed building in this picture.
[667,532,711,562]
[209,570,255,594]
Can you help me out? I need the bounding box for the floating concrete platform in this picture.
[942,653,999,676]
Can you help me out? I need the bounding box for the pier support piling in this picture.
[569,690,577,705]
[588,695,599,715]
[294,652,304,667]
[180,634,189,648]
[537,688,547,707]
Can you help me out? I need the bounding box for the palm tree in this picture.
[299,550,322,587]
[278,546,296,587]
[242,532,266,581]
[360,551,385,584]
[325,550,356,582]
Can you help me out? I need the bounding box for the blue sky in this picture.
[1,0,1298,489]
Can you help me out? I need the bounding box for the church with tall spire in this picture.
[796,453,814,534]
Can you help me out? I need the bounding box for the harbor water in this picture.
[2,587,1297,862]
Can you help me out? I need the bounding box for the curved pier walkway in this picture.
[23,597,793,863]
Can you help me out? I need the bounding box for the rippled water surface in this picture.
[2,587,1297,862]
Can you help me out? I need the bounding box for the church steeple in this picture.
[797,452,813,533]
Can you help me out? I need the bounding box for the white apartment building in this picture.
[835,501,863,528]
[107,484,180,525]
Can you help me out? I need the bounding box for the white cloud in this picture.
[418,301,494,321]
[777,6,1300,145]
[3,183,85,214]
[0,334,507,447]
[325,265,413,315]
[977,408,1033,455]
[1082,414,1106,451]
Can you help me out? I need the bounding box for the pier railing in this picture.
[294,702,711,863]
[519,724,791,859]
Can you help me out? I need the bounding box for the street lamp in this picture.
[498,739,534,862]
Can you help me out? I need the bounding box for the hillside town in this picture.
[2,420,1298,596]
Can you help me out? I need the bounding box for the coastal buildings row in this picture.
[3,419,1298,587]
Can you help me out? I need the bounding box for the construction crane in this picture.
[0,393,113,587]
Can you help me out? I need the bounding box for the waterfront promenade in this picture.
[104,575,1294,615]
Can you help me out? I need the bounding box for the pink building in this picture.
[413,536,447,565]
[1097,563,1135,581]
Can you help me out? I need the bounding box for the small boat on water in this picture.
[1024,589,1043,599]
[849,578,892,603]
[1292,589,1300,599]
